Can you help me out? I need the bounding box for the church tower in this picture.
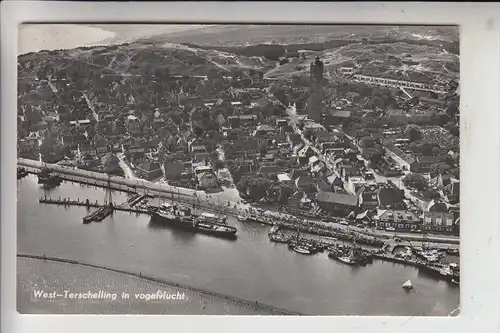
[307,55,324,121]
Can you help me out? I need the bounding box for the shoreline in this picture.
[17,24,215,56]
[18,24,117,56]
[17,254,300,316]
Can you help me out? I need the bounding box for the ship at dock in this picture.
[148,204,237,239]
[82,176,114,224]
[328,242,373,266]
[287,228,323,254]
[147,192,237,239]
[82,205,113,224]
[37,167,62,187]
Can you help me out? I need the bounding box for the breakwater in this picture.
[17,253,299,315]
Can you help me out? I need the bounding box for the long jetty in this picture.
[20,158,241,217]
[18,253,300,315]
[39,197,149,214]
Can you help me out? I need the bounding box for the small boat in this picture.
[293,245,313,255]
[402,280,413,290]
[237,215,248,222]
[338,256,356,265]
[451,279,460,285]
[269,233,288,243]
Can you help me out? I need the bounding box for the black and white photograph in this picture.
[16,23,461,316]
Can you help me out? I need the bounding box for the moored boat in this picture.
[293,245,313,255]
[82,205,113,224]
[237,215,248,222]
[328,250,356,265]
[269,232,289,243]
[195,220,237,239]
[402,280,413,289]
[147,204,237,239]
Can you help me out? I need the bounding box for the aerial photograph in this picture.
[16,24,460,316]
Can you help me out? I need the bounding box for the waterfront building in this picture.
[136,160,163,181]
[375,209,421,231]
[316,191,359,216]
[422,211,456,234]
[196,170,219,189]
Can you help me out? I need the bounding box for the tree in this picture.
[445,101,459,117]
[430,162,451,176]
[183,78,198,94]
[192,124,204,137]
[444,122,459,137]
[404,125,423,142]
[368,149,385,166]
[207,68,220,81]
[433,112,451,126]
[359,137,375,148]
[402,173,428,191]
[259,141,268,156]
[423,188,441,200]
[248,177,271,201]
[213,160,225,171]
[278,184,295,204]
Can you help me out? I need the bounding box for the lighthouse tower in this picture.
[307,55,325,121]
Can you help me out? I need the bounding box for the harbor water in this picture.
[17,175,460,315]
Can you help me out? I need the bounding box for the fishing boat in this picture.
[269,232,288,243]
[237,215,248,222]
[402,280,413,290]
[194,219,237,238]
[37,169,62,187]
[82,176,114,223]
[82,205,113,224]
[293,245,313,255]
[328,249,356,265]
[268,225,280,235]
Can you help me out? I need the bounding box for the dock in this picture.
[372,253,459,282]
[39,197,149,215]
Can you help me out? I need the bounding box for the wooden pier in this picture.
[39,197,149,215]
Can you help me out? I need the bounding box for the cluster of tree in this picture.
[408,141,441,156]
[363,147,386,166]
[404,124,423,142]
[237,175,271,201]
[402,173,429,191]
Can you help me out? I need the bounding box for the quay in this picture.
[275,220,385,247]
[22,158,459,247]
[19,158,200,198]
[372,253,459,282]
